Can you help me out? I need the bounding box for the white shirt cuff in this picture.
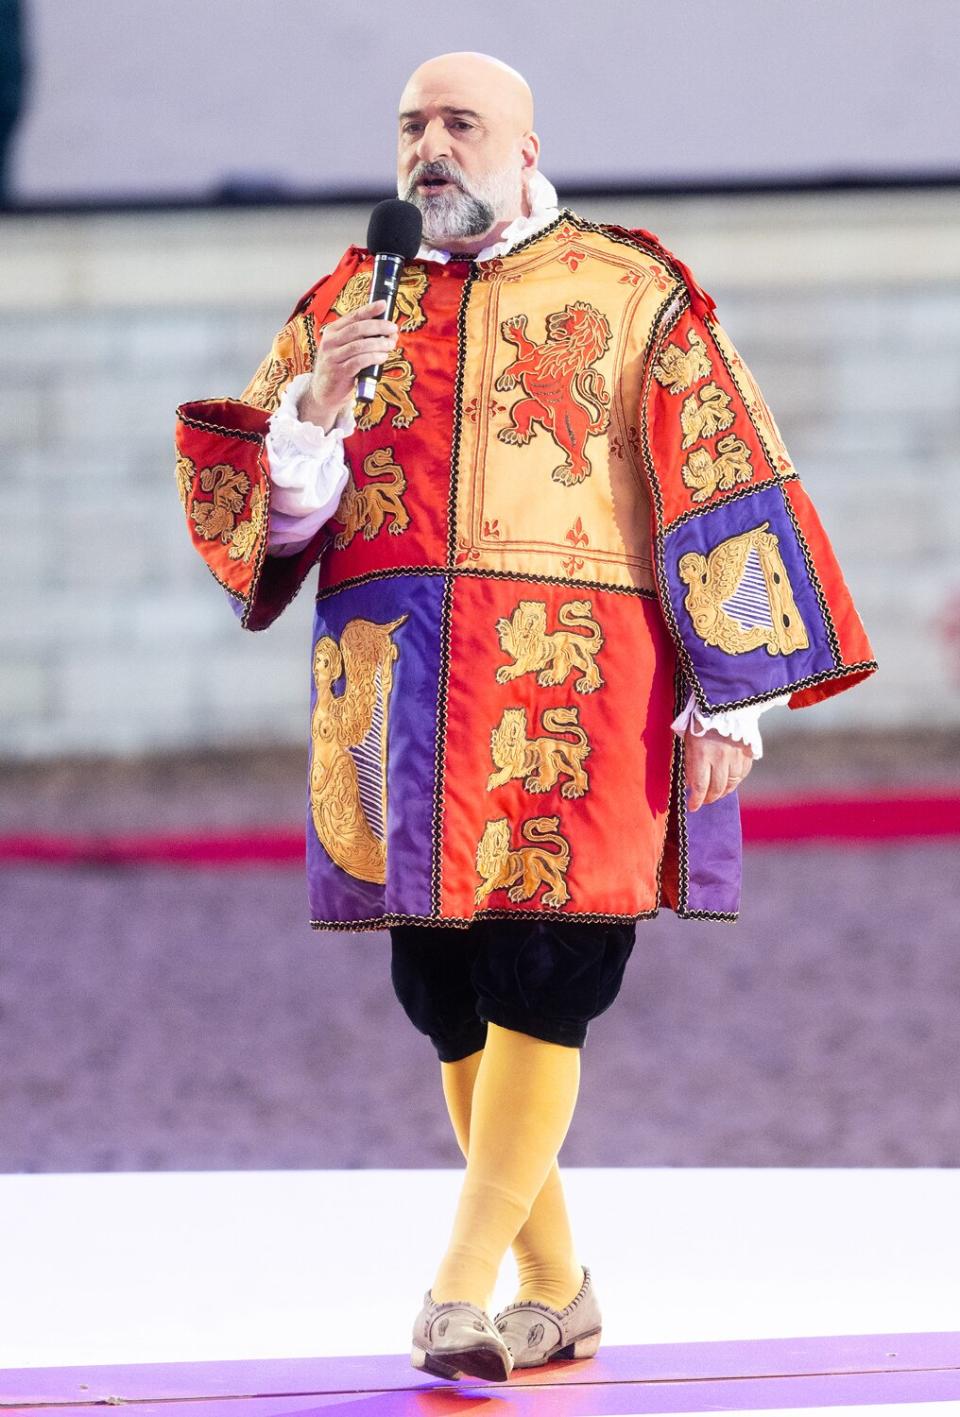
[670,690,791,760]
[263,373,354,557]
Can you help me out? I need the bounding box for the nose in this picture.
[414,117,452,165]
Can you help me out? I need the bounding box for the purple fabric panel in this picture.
[305,574,443,923]
[683,785,743,915]
[663,484,834,708]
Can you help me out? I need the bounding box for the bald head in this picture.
[396,51,540,252]
[399,52,534,137]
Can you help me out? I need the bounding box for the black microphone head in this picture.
[366,199,423,260]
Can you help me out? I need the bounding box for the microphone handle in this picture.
[356,251,404,403]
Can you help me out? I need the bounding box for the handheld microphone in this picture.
[356,199,423,404]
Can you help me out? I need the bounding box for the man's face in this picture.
[396,64,533,246]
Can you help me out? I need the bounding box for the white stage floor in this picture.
[1,1167,956,1371]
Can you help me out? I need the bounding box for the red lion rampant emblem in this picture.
[494,302,612,484]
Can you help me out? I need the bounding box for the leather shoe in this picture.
[411,1289,513,1382]
[494,1265,601,1367]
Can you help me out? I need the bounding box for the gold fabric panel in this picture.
[455,229,676,591]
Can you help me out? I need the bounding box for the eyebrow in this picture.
[398,106,484,121]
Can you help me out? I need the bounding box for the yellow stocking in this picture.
[441,1046,584,1309]
[431,1022,583,1313]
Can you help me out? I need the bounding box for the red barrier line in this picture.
[0,831,306,866]
[741,793,960,843]
[0,795,957,866]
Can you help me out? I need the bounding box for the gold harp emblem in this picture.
[679,523,810,657]
[309,614,408,882]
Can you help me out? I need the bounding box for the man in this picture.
[175,52,876,1382]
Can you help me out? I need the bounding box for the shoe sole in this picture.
[411,1342,511,1382]
[511,1326,602,1368]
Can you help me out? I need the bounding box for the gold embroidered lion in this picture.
[681,434,754,502]
[495,303,612,485]
[241,314,315,413]
[652,329,713,394]
[354,349,419,431]
[331,447,410,548]
[189,463,249,540]
[679,382,735,448]
[474,815,572,907]
[679,522,809,657]
[494,599,605,694]
[332,265,429,331]
[309,614,408,883]
[487,706,591,799]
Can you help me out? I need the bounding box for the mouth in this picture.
[416,176,460,195]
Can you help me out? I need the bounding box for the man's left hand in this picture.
[684,728,753,812]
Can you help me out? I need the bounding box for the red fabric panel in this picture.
[439,577,677,919]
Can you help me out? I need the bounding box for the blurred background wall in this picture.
[2,0,958,756]
[8,0,958,200]
[2,191,960,756]
[2,0,958,1173]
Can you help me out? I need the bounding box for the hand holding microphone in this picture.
[298,199,423,430]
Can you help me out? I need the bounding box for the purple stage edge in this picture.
[2,1331,958,1409]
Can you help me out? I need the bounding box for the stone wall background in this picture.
[3,189,959,760]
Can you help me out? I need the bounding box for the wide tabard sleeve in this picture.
[173,247,364,631]
[639,290,878,713]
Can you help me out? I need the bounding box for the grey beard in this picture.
[407,184,496,242]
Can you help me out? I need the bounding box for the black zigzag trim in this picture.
[706,317,784,483]
[688,659,878,716]
[555,210,700,293]
[176,402,265,444]
[446,261,477,565]
[639,289,686,534]
[663,473,801,536]
[675,907,739,923]
[309,905,662,932]
[429,574,455,917]
[314,562,658,604]
[779,482,844,669]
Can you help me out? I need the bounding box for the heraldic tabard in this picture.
[174,210,877,931]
